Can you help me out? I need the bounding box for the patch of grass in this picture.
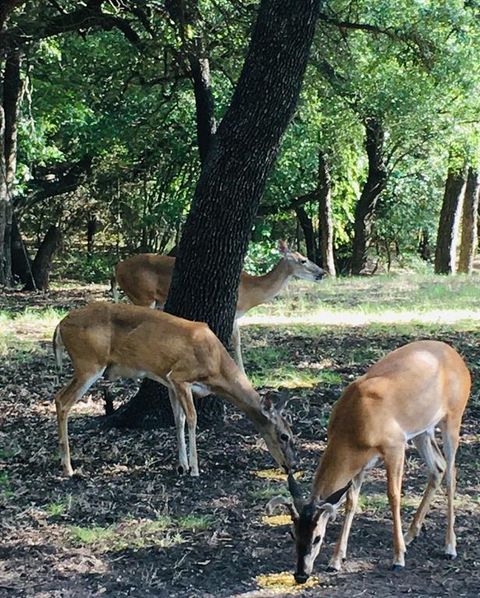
[250,484,289,501]
[67,513,211,552]
[69,525,116,546]
[46,496,73,517]
[0,472,13,498]
[177,514,213,531]
[0,307,64,358]
[245,273,480,323]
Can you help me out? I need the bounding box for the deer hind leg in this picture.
[329,470,365,571]
[404,430,445,546]
[384,446,406,569]
[54,368,105,477]
[231,320,245,375]
[439,417,461,559]
[167,374,199,477]
[167,387,188,475]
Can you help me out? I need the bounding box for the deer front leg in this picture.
[231,320,246,375]
[329,471,365,571]
[384,447,406,569]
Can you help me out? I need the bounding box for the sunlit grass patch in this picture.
[256,572,320,593]
[46,497,73,517]
[0,307,65,357]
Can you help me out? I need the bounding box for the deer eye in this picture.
[301,259,308,264]
[313,536,321,545]
[280,433,289,441]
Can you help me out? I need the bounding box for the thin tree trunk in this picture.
[166,0,216,164]
[351,117,387,275]
[3,49,22,285]
[295,204,317,262]
[434,165,467,274]
[458,167,480,274]
[0,104,7,285]
[111,0,321,429]
[318,152,336,276]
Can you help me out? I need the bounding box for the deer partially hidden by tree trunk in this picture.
[268,341,470,583]
[112,241,325,373]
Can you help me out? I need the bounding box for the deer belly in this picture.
[106,365,147,380]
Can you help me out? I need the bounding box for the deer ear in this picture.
[260,395,274,416]
[272,389,290,413]
[324,481,352,507]
[278,239,289,255]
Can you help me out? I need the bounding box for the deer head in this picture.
[278,240,325,282]
[259,391,296,472]
[267,474,351,583]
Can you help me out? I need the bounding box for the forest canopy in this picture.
[1,0,479,286]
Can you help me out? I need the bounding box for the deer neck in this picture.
[311,442,375,501]
[253,259,293,304]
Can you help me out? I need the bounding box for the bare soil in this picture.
[0,287,479,597]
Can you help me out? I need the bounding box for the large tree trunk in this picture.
[458,167,480,274]
[434,165,467,274]
[318,152,336,276]
[111,0,321,429]
[351,117,387,275]
[24,225,62,291]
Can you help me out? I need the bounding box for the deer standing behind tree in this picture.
[112,241,325,372]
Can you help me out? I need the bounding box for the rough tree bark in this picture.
[318,152,336,276]
[351,117,387,275]
[111,0,321,429]
[434,165,467,274]
[458,167,480,274]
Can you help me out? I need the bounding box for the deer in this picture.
[111,240,325,373]
[267,340,471,583]
[53,302,296,478]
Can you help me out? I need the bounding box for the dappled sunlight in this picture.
[241,308,480,328]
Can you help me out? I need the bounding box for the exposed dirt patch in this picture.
[1,288,479,597]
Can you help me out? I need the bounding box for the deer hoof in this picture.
[391,564,404,572]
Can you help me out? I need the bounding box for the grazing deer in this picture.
[267,341,470,583]
[112,241,325,373]
[53,302,296,478]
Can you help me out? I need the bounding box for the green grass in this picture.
[246,273,480,319]
[67,513,213,552]
[0,307,65,357]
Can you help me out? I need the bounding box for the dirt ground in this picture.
[0,287,479,597]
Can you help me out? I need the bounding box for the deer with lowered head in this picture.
[111,240,325,373]
[53,302,296,477]
[268,340,470,583]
